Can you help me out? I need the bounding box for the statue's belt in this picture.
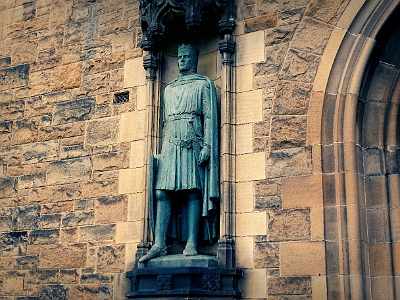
[164,113,200,122]
[167,136,203,148]
[164,113,203,149]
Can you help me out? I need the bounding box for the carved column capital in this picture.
[219,37,235,64]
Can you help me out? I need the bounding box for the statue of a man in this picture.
[139,44,219,263]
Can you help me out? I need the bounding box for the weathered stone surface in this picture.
[270,116,307,150]
[0,121,12,133]
[27,269,58,284]
[12,205,40,231]
[79,224,116,242]
[0,64,29,91]
[0,231,28,256]
[0,216,12,231]
[34,243,87,269]
[281,241,325,276]
[60,227,78,243]
[39,121,85,141]
[253,136,268,152]
[52,98,95,125]
[268,276,311,295]
[74,199,94,211]
[60,144,91,160]
[39,213,61,229]
[46,157,92,185]
[14,255,39,270]
[95,195,127,223]
[254,44,288,76]
[49,1,73,26]
[80,273,114,284]
[69,284,112,300]
[255,179,281,197]
[19,173,46,189]
[64,19,97,44]
[254,241,279,268]
[255,196,281,210]
[59,269,79,284]
[274,81,312,115]
[97,244,125,272]
[36,26,64,51]
[305,0,349,24]
[245,14,277,33]
[266,147,312,178]
[254,121,270,137]
[0,256,14,270]
[85,117,119,145]
[0,56,11,68]
[278,7,304,25]
[29,229,60,245]
[83,52,124,76]
[39,284,69,300]
[61,210,94,227]
[0,90,12,102]
[265,24,297,46]
[24,96,54,119]
[12,118,39,145]
[0,99,24,122]
[92,151,129,171]
[0,177,18,199]
[21,140,59,165]
[291,17,333,55]
[268,209,310,241]
[41,202,74,214]
[30,184,82,203]
[254,73,278,90]
[1,270,25,296]
[81,177,119,198]
[236,31,265,66]
[52,62,82,91]
[12,41,38,64]
[280,49,320,83]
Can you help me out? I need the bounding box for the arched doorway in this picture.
[318,0,400,299]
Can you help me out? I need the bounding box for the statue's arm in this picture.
[198,81,212,164]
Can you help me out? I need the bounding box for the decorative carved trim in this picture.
[157,274,172,290]
[139,0,234,52]
[202,274,221,291]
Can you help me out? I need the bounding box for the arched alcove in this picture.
[319,0,400,299]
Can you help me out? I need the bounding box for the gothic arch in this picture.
[315,0,400,299]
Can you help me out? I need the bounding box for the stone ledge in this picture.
[139,254,218,269]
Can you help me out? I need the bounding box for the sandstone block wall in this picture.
[0,0,371,299]
[233,0,355,298]
[0,0,142,298]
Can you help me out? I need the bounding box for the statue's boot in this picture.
[139,198,171,263]
[183,198,201,256]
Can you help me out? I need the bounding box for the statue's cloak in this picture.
[149,74,219,243]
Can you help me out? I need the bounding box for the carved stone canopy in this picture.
[139,0,235,51]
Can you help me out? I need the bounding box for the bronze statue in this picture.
[139,44,219,263]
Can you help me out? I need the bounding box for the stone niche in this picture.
[126,0,241,298]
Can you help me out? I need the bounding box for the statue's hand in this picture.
[198,146,210,165]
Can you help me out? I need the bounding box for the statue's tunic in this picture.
[154,74,219,241]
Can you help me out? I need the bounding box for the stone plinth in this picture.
[126,255,242,299]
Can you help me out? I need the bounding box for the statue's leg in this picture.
[183,190,201,256]
[139,190,171,263]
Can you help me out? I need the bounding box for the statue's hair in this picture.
[178,44,199,71]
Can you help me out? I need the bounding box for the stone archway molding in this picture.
[311,0,400,299]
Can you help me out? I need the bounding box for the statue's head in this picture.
[178,44,199,74]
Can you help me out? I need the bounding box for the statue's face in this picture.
[178,50,194,73]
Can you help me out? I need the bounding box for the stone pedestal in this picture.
[126,255,242,299]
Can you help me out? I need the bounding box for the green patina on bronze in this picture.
[139,44,219,263]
